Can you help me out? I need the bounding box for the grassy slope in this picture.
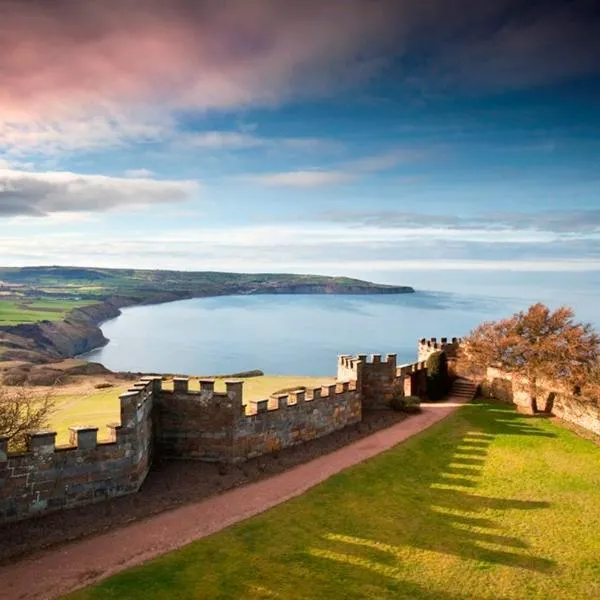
[0,299,95,325]
[49,375,334,446]
[67,401,600,600]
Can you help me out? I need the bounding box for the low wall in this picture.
[235,381,361,460]
[0,378,154,523]
[483,366,600,436]
[552,394,600,436]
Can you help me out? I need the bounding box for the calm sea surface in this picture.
[81,287,589,376]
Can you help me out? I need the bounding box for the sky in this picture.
[1,0,599,291]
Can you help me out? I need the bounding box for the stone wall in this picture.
[0,378,155,523]
[155,377,361,463]
[552,394,600,436]
[0,342,438,524]
[337,354,428,409]
[418,337,462,362]
[235,381,361,460]
[483,366,600,436]
[155,378,243,462]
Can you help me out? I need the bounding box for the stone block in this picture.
[69,427,98,450]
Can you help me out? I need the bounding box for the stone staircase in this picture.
[449,378,478,402]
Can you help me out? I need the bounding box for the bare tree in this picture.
[0,386,55,451]
[462,303,600,411]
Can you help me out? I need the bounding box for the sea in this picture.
[81,270,599,376]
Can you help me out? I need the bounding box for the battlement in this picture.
[337,353,397,384]
[246,381,356,416]
[0,379,154,523]
[418,336,462,361]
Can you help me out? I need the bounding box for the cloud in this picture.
[1,1,596,154]
[2,222,599,274]
[247,148,419,187]
[0,112,169,156]
[184,131,339,153]
[0,169,199,217]
[314,209,600,234]
[187,132,265,150]
[124,168,155,178]
[0,1,399,124]
[248,170,356,188]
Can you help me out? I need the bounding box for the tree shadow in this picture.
[309,399,557,593]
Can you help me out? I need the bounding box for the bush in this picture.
[94,381,114,389]
[2,367,29,386]
[427,351,450,401]
[27,368,64,386]
[390,395,421,413]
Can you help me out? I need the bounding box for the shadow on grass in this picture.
[309,400,557,596]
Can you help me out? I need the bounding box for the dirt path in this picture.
[0,397,468,600]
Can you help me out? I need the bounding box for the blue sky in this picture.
[1,0,599,284]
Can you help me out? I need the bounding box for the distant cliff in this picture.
[0,298,130,364]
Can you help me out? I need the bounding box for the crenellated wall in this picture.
[155,378,244,462]
[337,354,427,409]
[1,340,441,524]
[418,337,462,362]
[0,377,155,523]
[235,381,361,460]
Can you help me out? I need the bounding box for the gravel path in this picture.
[0,396,468,600]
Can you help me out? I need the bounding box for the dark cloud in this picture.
[0,170,198,217]
[0,0,597,125]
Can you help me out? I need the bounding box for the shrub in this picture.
[390,395,421,413]
[27,368,64,386]
[94,381,114,389]
[402,396,421,413]
[427,351,450,401]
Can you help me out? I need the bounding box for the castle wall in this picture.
[0,340,443,524]
[418,337,461,362]
[0,378,155,523]
[233,382,361,461]
[337,354,428,409]
[552,394,600,436]
[482,366,600,435]
[154,379,244,462]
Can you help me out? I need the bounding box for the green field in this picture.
[66,401,600,600]
[0,266,411,306]
[0,299,95,325]
[49,375,334,446]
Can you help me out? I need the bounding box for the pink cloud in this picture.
[0,0,401,123]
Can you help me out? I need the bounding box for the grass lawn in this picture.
[0,299,95,325]
[66,401,600,600]
[49,375,333,446]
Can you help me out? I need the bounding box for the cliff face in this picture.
[0,298,129,363]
